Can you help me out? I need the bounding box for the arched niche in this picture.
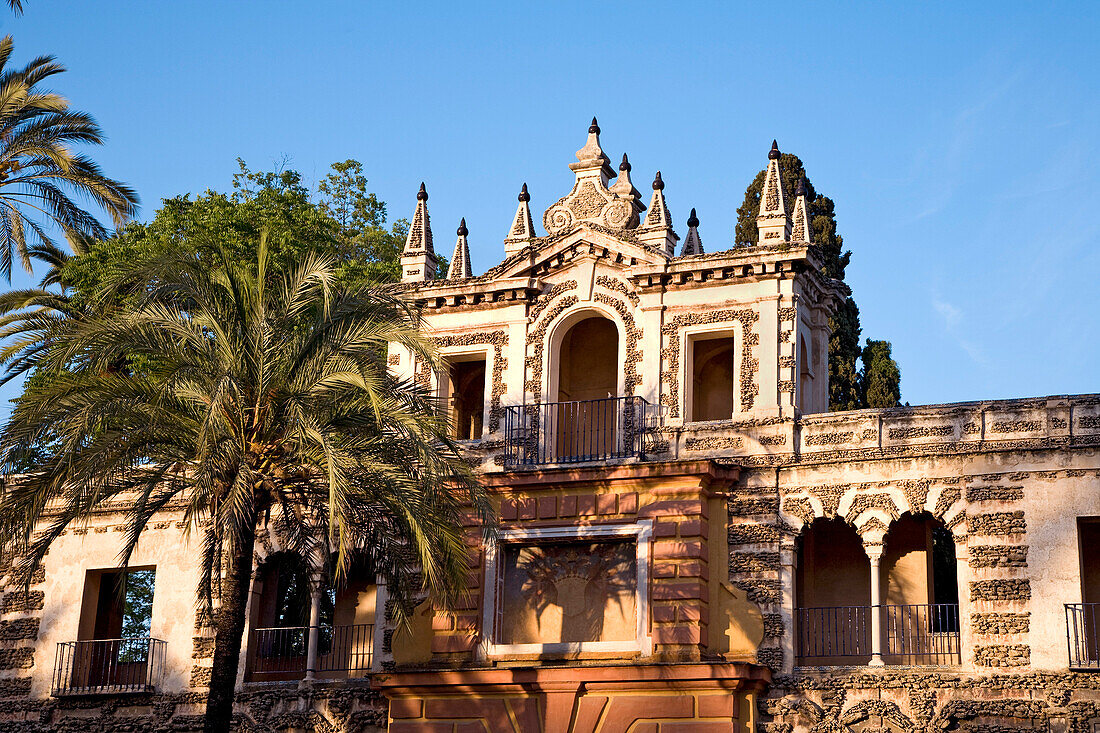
[795,517,871,665]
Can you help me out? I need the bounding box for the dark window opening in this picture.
[449,358,486,440]
[82,568,155,642]
[691,337,735,422]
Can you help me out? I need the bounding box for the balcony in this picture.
[1066,603,1100,669]
[247,623,375,681]
[796,604,960,666]
[52,637,166,695]
[501,396,656,467]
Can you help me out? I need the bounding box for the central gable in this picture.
[495,226,669,281]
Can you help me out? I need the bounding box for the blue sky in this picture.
[3,1,1099,409]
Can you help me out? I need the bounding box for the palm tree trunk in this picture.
[203,517,257,733]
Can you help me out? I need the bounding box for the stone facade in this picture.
[6,123,1100,732]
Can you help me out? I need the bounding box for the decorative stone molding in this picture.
[660,308,759,418]
[416,330,509,433]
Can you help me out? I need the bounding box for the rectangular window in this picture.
[690,336,735,422]
[81,568,155,642]
[483,523,652,656]
[446,358,486,440]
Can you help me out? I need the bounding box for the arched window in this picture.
[795,517,871,665]
[554,316,618,460]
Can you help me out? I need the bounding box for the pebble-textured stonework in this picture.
[968,511,1026,536]
[735,578,781,604]
[803,431,854,446]
[0,618,38,641]
[0,590,43,612]
[782,497,816,525]
[192,637,214,659]
[971,578,1031,601]
[1080,415,1100,429]
[759,434,786,446]
[933,487,962,520]
[845,493,900,524]
[684,435,743,451]
[888,425,955,440]
[0,647,33,669]
[729,551,780,574]
[527,279,577,322]
[975,644,1031,667]
[966,485,1024,502]
[756,645,784,671]
[989,419,1042,433]
[729,523,781,545]
[524,292,578,398]
[809,485,848,517]
[972,612,1030,635]
[660,307,759,417]
[729,497,779,515]
[899,479,931,513]
[762,613,785,640]
[594,275,640,306]
[969,544,1028,568]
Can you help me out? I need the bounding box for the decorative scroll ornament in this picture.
[542,118,645,235]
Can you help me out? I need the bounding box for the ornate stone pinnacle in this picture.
[589,116,600,134]
[417,182,428,201]
[620,153,631,172]
[519,182,530,202]
[769,140,781,160]
[796,177,807,197]
[687,208,699,228]
[653,171,664,190]
[457,217,468,236]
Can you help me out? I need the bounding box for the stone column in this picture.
[869,549,885,666]
[304,571,323,680]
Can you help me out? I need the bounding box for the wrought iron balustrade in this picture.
[1066,603,1100,669]
[795,604,960,666]
[501,395,656,467]
[248,623,375,680]
[52,637,165,695]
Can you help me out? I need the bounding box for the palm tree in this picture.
[0,35,138,279]
[0,234,488,732]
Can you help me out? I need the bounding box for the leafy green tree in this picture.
[0,35,138,279]
[0,234,488,733]
[735,151,896,410]
[860,339,902,408]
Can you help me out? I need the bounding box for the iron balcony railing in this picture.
[1066,603,1100,669]
[796,604,960,666]
[247,623,374,680]
[52,637,166,695]
[501,395,656,467]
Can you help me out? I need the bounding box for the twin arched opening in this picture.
[795,513,960,666]
[246,551,378,681]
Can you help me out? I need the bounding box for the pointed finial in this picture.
[417,182,428,201]
[769,140,780,160]
[652,171,664,190]
[456,217,468,236]
[796,177,807,196]
[589,116,600,134]
[519,182,530,202]
[687,208,699,228]
[619,153,631,172]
